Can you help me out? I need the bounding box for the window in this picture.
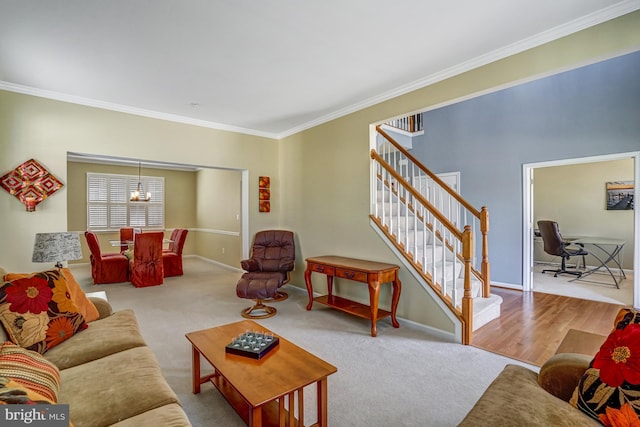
[87,172,164,231]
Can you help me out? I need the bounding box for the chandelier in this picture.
[130,162,151,202]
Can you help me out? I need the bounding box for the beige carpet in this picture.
[71,257,533,426]
[533,263,633,306]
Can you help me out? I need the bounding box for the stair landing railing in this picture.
[370,125,490,344]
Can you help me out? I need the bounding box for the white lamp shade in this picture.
[32,232,83,266]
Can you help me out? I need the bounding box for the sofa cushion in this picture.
[459,364,600,426]
[110,403,192,427]
[0,341,60,402]
[59,346,180,427]
[4,268,99,323]
[571,308,640,424]
[44,309,147,370]
[0,270,87,354]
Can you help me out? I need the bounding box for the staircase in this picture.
[370,124,502,344]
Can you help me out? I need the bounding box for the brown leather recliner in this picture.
[236,230,295,318]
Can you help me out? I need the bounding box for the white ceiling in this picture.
[1,1,639,139]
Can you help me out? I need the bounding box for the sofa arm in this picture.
[538,353,593,402]
[88,297,113,319]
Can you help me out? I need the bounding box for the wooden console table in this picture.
[304,255,401,337]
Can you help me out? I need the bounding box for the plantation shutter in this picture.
[87,172,164,231]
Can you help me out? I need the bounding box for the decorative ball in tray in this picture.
[225,331,279,359]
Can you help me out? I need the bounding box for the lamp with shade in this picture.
[32,232,83,269]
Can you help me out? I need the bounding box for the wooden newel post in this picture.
[462,225,474,345]
[480,207,490,298]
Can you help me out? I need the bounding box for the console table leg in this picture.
[368,281,381,337]
[305,267,314,310]
[391,277,402,328]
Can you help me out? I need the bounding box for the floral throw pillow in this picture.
[571,308,640,425]
[0,270,87,354]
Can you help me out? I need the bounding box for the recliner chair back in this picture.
[249,230,295,273]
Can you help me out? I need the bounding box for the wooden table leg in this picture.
[326,275,333,297]
[191,346,201,394]
[298,387,304,426]
[249,407,262,427]
[390,275,402,328]
[305,267,314,310]
[317,377,328,427]
[368,281,381,337]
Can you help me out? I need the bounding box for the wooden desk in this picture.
[186,320,337,427]
[304,255,401,337]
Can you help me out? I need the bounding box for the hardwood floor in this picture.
[472,287,627,367]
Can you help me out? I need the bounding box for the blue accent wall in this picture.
[410,51,640,285]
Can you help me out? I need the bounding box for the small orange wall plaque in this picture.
[259,176,270,212]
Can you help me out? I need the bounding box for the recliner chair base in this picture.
[268,291,288,302]
[241,300,277,319]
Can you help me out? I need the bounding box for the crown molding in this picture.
[0,81,281,140]
[2,1,638,141]
[275,1,640,139]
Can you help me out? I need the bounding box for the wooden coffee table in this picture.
[186,320,337,427]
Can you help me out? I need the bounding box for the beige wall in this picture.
[2,11,639,337]
[278,12,640,334]
[534,158,635,269]
[0,94,280,274]
[194,168,243,266]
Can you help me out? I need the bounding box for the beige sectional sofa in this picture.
[0,268,191,427]
[458,353,601,426]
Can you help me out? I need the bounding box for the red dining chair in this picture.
[129,232,164,287]
[119,227,134,254]
[162,229,189,277]
[85,231,129,284]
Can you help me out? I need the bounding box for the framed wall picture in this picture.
[259,176,270,212]
[606,181,634,210]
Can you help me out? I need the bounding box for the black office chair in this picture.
[537,220,588,278]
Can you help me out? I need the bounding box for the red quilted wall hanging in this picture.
[0,159,64,210]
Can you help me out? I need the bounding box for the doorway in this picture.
[522,151,640,308]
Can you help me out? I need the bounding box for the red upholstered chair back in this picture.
[84,231,129,284]
[249,230,295,273]
[130,232,164,287]
[162,229,189,277]
[167,229,188,255]
[85,231,102,257]
[119,227,134,253]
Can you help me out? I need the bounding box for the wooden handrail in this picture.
[371,150,462,241]
[371,124,492,344]
[376,124,481,218]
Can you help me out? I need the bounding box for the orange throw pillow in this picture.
[4,269,99,323]
[0,270,87,354]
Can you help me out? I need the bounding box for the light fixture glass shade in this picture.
[130,162,151,202]
[32,232,83,268]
